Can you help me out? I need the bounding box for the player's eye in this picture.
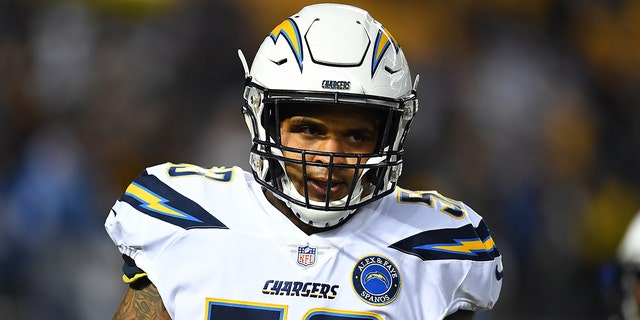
[346,130,372,144]
[351,132,365,142]
[299,124,323,136]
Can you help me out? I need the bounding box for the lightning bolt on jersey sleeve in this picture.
[105,163,503,319]
[104,163,231,277]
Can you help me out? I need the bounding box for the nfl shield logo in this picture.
[297,245,317,268]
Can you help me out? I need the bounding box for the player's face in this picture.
[279,104,380,203]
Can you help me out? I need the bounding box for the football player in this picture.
[106,4,503,319]
[615,210,640,320]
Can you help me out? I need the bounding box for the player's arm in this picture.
[443,310,475,320]
[113,277,171,320]
[113,255,170,319]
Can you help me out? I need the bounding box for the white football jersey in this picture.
[105,163,503,320]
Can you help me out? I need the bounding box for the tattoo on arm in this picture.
[113,278,171,320]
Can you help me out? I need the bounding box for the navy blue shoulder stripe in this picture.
[389,220,500,261]
[118,170,228,230]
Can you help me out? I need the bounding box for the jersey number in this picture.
[398,189,466,218]
[168,164,234,182]
[206,298,381,320]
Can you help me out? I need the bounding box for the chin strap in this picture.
[278,173,365,228]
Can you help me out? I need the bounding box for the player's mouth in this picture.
[307,178,346,201]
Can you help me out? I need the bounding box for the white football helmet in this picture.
[618,210,640,320]
[239,3,419,228]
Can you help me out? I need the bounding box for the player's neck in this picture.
[264,189,342,235]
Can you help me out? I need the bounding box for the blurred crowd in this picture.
[0,0,638,319]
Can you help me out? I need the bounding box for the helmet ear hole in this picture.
[365,169,382,189]
[266,158,285,183]
[262,103,277,143]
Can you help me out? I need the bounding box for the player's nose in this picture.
[308,138,348,164]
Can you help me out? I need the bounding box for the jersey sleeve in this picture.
[388,190,503,315]
[438,200,502,314]
[104,179,183,280]
[441,206,503,314]
[104,163,229,282]
[449,218,503,313]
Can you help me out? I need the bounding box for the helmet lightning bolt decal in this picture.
[372,27,399,77]
[269,18,303,72]
[125,182,201,222]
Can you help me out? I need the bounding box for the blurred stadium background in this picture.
[1,0,639,319]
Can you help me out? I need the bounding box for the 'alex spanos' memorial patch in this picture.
[352,255,401,306]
